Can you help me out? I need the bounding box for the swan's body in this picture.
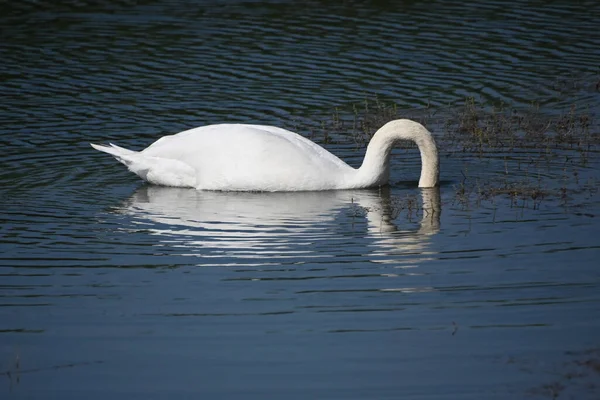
[91,119,439,191]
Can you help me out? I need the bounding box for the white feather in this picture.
[90,120,439,191]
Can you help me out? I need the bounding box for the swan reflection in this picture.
[119,186,441,265]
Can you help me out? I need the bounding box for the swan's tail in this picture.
[90,143,197,188]
[90,143,138,167]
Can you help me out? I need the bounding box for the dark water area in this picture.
[1,0,600,399]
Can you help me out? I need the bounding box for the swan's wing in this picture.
[143,124,348,168]
[138,124,355,191]
[249,124,352,170]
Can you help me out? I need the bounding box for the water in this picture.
[1,0,600,398]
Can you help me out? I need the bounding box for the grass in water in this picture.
[294,92,599,213]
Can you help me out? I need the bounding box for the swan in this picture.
[90,119,439,191]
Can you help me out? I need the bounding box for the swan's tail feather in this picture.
[90,142,197,188]
[108,142,136,155]
[90,143,137,166]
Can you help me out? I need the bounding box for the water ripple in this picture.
[1,2,600,398]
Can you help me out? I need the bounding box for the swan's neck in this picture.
[355,119,439,188]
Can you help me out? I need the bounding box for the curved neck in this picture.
[355,119,439,188]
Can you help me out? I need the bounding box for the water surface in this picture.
[1,1,599,399]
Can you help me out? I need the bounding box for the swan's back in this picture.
[139,124,353,191]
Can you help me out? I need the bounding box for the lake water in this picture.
[1,0,599,399]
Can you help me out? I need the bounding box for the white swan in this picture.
[91,119,439,191]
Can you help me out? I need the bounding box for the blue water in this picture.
[1,1,599,399]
